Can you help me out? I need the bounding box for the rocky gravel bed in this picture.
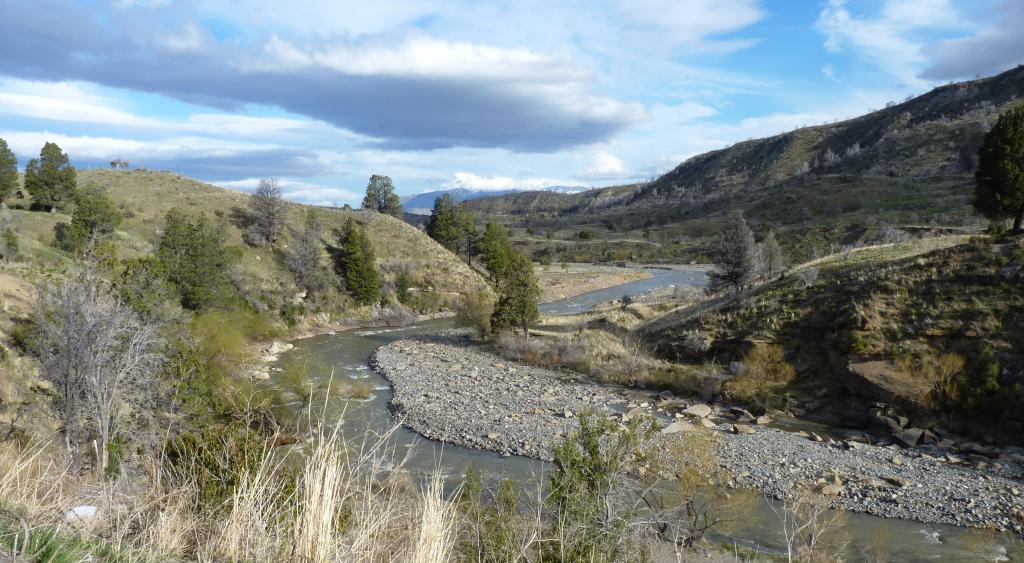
[372,336,1024,531]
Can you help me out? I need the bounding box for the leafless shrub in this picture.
[34,263,162,474]
[247,177,286,246]
[680,333,711,357]
[769,488,849,562]
[797,268,819,288]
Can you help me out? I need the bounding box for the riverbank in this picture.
[372,336,1024,532]
[535,263,651,303]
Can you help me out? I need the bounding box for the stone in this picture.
[623,407,647,422]
[698,418,716,429]
[683,404,713,418]
[562,409,575,419]
[732,424,755,435]
[661,421,696,434]
[820,484,844,496]
[755,415,773,425]
[894,428,924,448]
[487,433,499,440]
[657,390,675,401]
[921,429,938,445]
[65,505,98,522]
[730,407,756,422]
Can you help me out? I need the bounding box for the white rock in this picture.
[682,404,713,418]
[65,505,98,522]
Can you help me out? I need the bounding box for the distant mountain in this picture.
[403,185,590,215]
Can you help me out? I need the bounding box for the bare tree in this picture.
[247,177,286,246]
[284,209,327,296]
[757,229,787,279]
[34,260,161,473]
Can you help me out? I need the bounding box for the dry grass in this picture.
[534,262,650,303]
[0,420,463,563]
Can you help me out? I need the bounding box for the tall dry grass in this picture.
[0,422,461,562]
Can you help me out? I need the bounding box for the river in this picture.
[272,269,1020,562]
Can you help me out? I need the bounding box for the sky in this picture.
[0,0,1021,205]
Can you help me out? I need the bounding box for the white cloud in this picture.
[580,151,629,180]
[616,0,764,52]
[815,0,961,86]
[822,64,838,81]
[923,0,1024,80]
[442,172,578,192]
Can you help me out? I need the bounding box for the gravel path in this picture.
[371,336,1024,531]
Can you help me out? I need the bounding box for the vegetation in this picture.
[0,138,16,204]
[708,210,757,292]
[24,142,77,211]
[284,209,328,296]
[335,218,381,305]
[157,208,240,311]
[490,252,539,337]
[246,177,286,246]
[54,183,122,253]
[362,174,403,218]
[974,105,1024,232]
[456,288,495,338]
[724,344,797,413]
[426,193,477,263]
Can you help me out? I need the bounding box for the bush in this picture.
[577,230,594,240]
[456,289,494,338]
[166,420,269,508]
[724,344,795,413]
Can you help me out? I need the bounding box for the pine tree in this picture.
[362,175,403,218]
[0,138,17,205]
[157,208,238,310]
[975,105,1024,232]
[709,210,757,293]
[491,251,540,337]
[757,230,787,279]
[454,203,477,264]
[426,193,460,250]
[480,221,513,284]
[337,218,381,305]
[55,183,122,252]
[24,142,77,211]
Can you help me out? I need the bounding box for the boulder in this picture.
[894,428,925,448]
[657,390,675,401]
[732,424,755,435]
[820,484,844,497]
[698,418,716,429]
[661,421,696,434]
[730,407,756,422]
[682,404,713,418]
[755,415,773,425]
[623,407,647,422]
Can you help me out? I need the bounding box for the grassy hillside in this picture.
[639,236,1024,442]
[1,169,486,322]
[467,65,1024,263]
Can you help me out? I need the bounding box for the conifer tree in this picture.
[709,210,757,293]
[337,218,381,305]
[480,220,512,284]
[491,251,540,338]
[362,175,403,218]
[157,208,238,310]
[975,105,1024,232]
[0,138,17,205]
[55,183,122,253]
[24,142,76,211]
[426,193,460,250]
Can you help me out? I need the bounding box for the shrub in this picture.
[577,230,594,240]
[166,420,269,508]
[54,183,122,253]
[0,228,17,263]
[456,289,494,338]
[724,344,795,413]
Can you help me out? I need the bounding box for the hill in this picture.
[467,65,1024,263]
[1,168,486,326]
[402,185,592,215]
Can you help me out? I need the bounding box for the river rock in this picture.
[894,428,925,448]
[683,404,713,418]
[661,421,696,434]
[755,415,773,425]
[732,424,755,435]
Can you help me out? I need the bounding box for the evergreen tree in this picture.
[55,183,122,253]
[426,193,460,250]
[0,138,17,205]
[480,220,513,284]
[975,105,1024,232]
[285,209,328,296]
[454,203,477,264]
[757,230,787,279]
[361,174,403,218]
[0,228,17,263]
[708,210,757,293]
[337,218,381,305]
[157,208,238,310]
[24,142,76,211]
[491,251,540,337]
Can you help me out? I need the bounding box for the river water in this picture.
[273,269,1020,561]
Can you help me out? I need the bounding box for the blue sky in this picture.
[0,0,1020,205]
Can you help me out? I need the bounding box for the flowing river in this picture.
[273,268,1020,562]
